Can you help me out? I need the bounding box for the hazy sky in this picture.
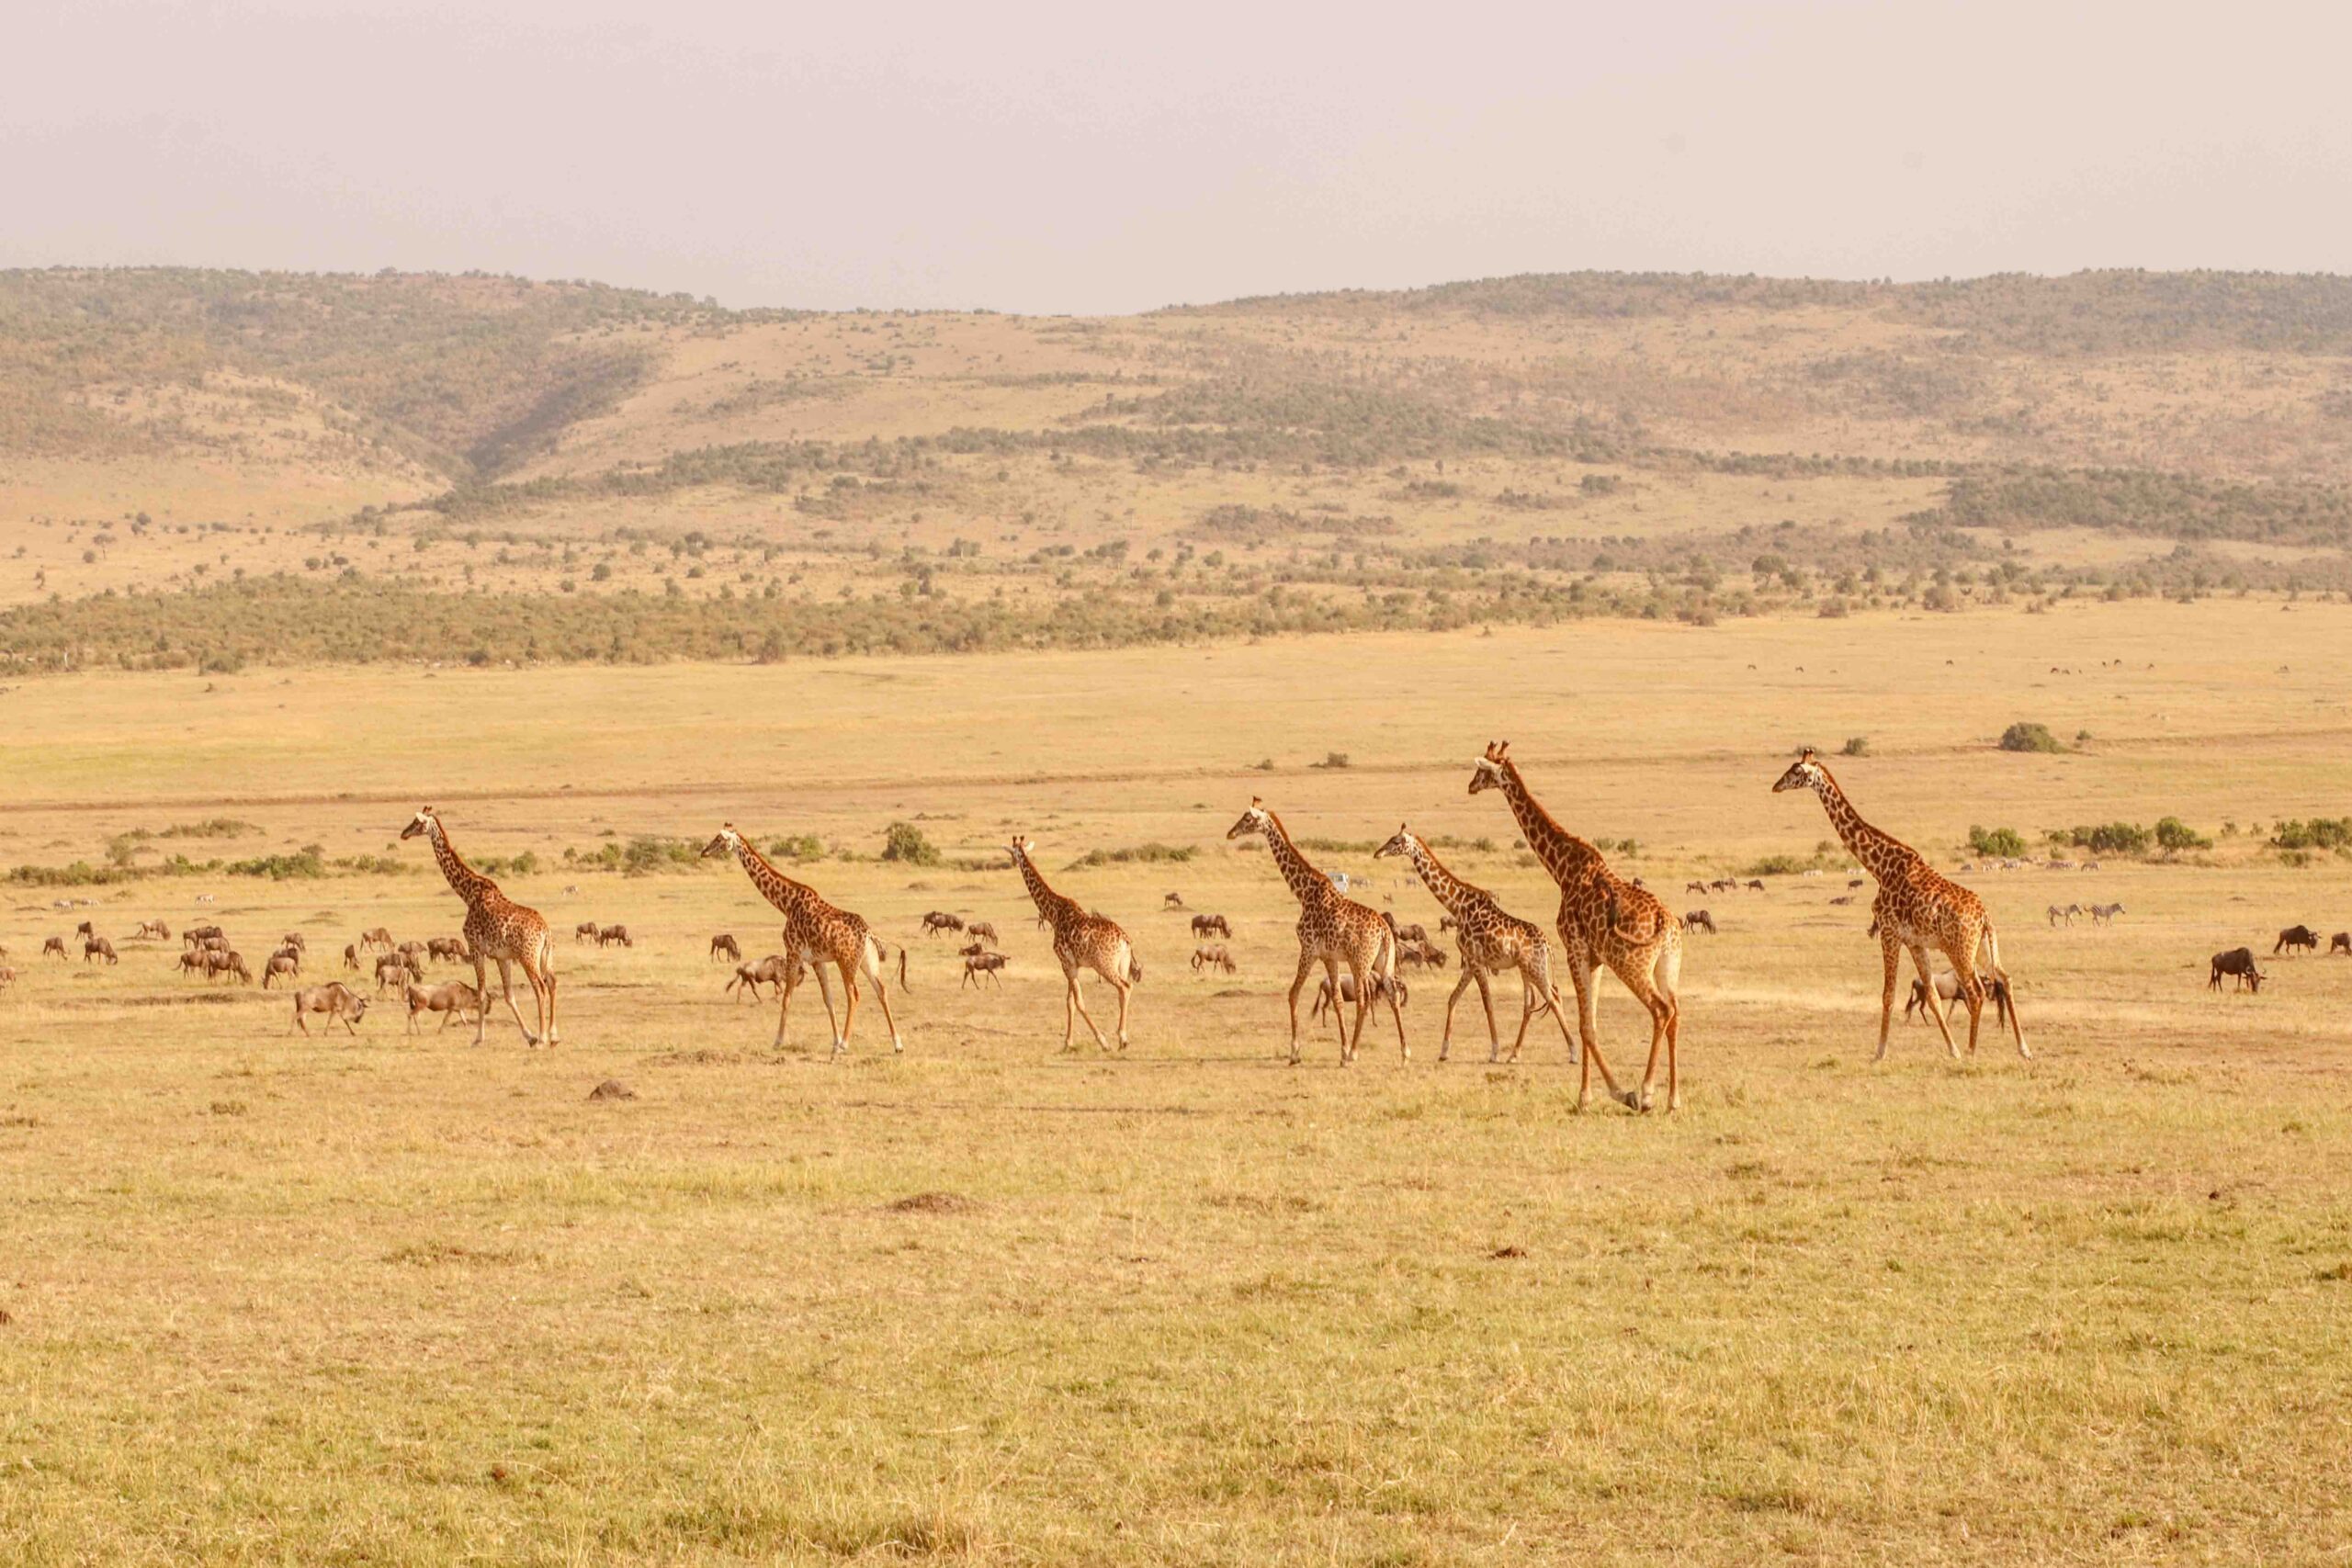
[8,0,2348,314]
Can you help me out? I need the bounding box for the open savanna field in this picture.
[4,601,2352,1564]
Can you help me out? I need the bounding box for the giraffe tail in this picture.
[1980,924,2025,1051]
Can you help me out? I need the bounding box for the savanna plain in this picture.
[4,605,2351,1565]
[5,267,2352,1563]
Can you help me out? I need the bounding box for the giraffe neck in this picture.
[1257,811,1333,907]
[1014,852,1078,926]
[734,839,818,919]
[428,823,496,906]
[1402,836,1481,918]
[1810,770,1918,881]
[1495,761,1608,887]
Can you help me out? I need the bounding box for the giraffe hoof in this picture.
[1619,1089,1643,1111]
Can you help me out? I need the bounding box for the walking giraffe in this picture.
[1374,824,1578,1066]
[701,825,904,1056]
[398,807,556,1047]
[1007,836,1139,1051]
[1227,798,1406,1066]
[1771,749,2028,1061]
[1467,743,1674,1110]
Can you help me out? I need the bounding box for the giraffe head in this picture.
[1373,824,1418,860]
[1008,834,1035,865]
[700,824,746,860]
[1467,739,1511,795]
[1770,748,1830,796]
[1225,797,1272,840]
[399,807,439,841]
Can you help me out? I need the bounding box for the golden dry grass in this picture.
[4,601,2352,1562]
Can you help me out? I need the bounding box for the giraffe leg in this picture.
[1068,970,1110,1051]
[1061,966,1078,1051]
[1947,940,1987,1058]
[1873,931,1902,1062]
[471,953,491,1048]
[1505,973,1540,1066]
[1616,954,1674,1112]
[494,957,537,1047]
[1544,986,1580,1067]
[516,950,553,1048]
[1385,971,1409,1064]
[810,960,846,1056]
[1911,945,1960,1059]
[774,963,798,1051]
[1474,970,1500,1063]
[1106,969,1133,1052]
[1564,948,1629,1108]
[537,938,559,1046]
[836,965,861,1058]
[1440,968,1476,1063]
[1341,960,1372,1066]
[861,941,904,1053]
[1322,957,1348,1058]
[1283,951,1316,1066]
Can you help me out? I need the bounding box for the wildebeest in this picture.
[1683,909,1716,935]
[83,936,119,965]
[75,919,94,938]
[575,920,601,944]
[2210,948,2266,992]
[1190,913,1231,940]
[405,980,481,1033]
[291,982,369,1036]
[343,943,362,970]
[1685,881,1708,896]
[1163,892,1185,909]
[427,936,469,963]
[1394,937,1448,969]
[184,924,223,948]
[41,936,69,960]
[358,927,393,952]
[279,933,307,953]
[710,933,741,963]
[396,940,430,968]
[2333,932,2352,956]
[1190,943,1237,975]
[2274,925,2319,955]
[269,942,302,973]
[597,924,632,948]
[177,950,209,978]
[1312,973,1406,1019]
[921,910,965,937]
[1380,913,1430,946]
[967,920,1000,948]
[375,953,414,991]
[726,953,803,1002]
[1746,880,1766,893]
[1906,972,2015,1030]
[262,953,300,988]
[961,952,1010,988]
[206,950,252,985]
[134,919,171,941]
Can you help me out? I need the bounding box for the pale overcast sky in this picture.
[7,0,2348,313]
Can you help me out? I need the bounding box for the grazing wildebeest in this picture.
[267,943,302,976]
[83,936,119,965]
[2333,931,2352,956]
[177,951,209,978]
[134,919,171,941]
[41,936,69,960]
[1312,973,1406,1019]
[1685,881,1708,896]
[375,953,414,991]
[597,924,632,948]
[206,951,252,985]
[2210,948,2266,992]
[405,980,481,1033]
[921,910,965,937]
[1191,943,1237,975]
[291,983,369,1036]
[1381,915,1430,947]
[279,933,307,953]
[2274,925,2319,956]
[1906,972,2015,1030]
[1746,880,1766,893]
[262,953,300,988]
[961,952,1010,988]
[75,919,94,939]
[967,921,1000,947]
[1163,892,1186,910]
[358,927,393,952]
[185,924,222,948]
[710,933,741,964]
[343,943,362,971]
[396,940,430,968]
[1191,913,1231,941]
[1683,909,1717,935]
[426,936,469,963]
[575,920,601,944]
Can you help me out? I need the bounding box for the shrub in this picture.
[1314,752,1352,770]
[2054,821,2150,855]
[881,822,940,866]
[766,832,825,862]
[1065,843,1197,869]
[1968,826,2027,858]
[2154,817,2211,853]
[2270,818,2352,852]
[1839,736,1870,757]
[1998,722,2065,753]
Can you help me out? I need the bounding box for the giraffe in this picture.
[1467,742,1675,1110]
[701,825,903,1057]
[1007,835,1139,1051]
[1771,749,2028,1062]
[398,807,557,1048]
[1374,824,1578,1066]
[1227,798,1406,1066]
